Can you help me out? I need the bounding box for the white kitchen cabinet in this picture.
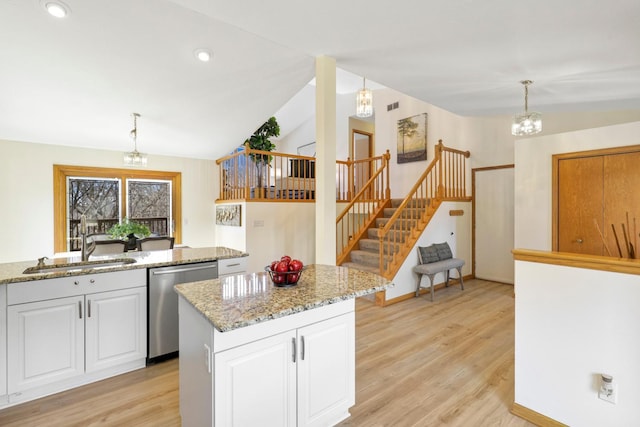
[0,284,7,404]
[5,269,146,405]
[217,256,247,278]
[179,296,355,427]
[215,330,297,427]
[85,287,146,373]
[7,295,85,394]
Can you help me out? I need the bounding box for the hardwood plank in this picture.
[0,279,533,427]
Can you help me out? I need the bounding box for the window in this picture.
[54,165,181,253]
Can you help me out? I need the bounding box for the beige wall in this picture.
[0,139,218,263]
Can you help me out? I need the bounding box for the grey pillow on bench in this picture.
[434,242,453,260]
[418,245,440,264]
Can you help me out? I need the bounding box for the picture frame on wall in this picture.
[216,204,241,226]
[397,113,427,164]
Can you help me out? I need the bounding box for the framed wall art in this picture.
[216,204,241,226]
[397,113,427,164]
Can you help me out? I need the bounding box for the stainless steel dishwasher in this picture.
[147,261,218,362]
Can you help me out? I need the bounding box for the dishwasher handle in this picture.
[152,264,217,276]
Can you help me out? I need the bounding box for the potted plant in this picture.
[245,116,280,194]
[107,218,151,250]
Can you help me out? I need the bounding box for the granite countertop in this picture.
[174,264,393,332]
[0,247,247,284]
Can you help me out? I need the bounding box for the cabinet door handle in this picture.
[292,337,297,363]
[88,300,91,318]
[89,279,95,284]
[74,280,80,286]
[204,344,211,374]
[79,301,82,319]
[301,336,305,361]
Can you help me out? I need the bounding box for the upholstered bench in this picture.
[413,242,464,301]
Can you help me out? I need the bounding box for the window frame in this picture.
[53,164,182,253]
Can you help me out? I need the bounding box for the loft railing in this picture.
[335,151,391,264]
[378,140,470,279]
[217,146,316,202]
[217,147,390,203]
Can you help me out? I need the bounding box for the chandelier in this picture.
[356,77,373,118]
[511,80,542,136]
[124,113,148,167]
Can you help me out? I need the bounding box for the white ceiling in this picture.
[1,0,639,160]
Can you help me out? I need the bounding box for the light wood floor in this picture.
[0,279,533,427]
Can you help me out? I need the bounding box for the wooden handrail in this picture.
[335,151,391,264]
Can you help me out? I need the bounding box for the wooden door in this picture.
[557,156,604,255]
[473,166,514,284]
[603,152,640,257]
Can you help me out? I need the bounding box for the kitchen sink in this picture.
[23,258,137,274]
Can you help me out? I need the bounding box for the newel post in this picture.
[436,139,444,199]
[384,150,391,200]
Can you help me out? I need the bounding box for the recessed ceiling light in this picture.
[43,1,70,18]
[194,49,212,63]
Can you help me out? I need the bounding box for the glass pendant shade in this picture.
[124,150,148,166]
[124,113,148,167]
[511,80,542,136]
[356,77,373,118]
[512,111,542,136]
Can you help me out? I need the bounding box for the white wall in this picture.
[388,201,472,300]
[514,121,640,250]
[514,260,640,425]
[243,203,315,273]
[0,138,218,263]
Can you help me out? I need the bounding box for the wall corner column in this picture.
[315,56,337,265]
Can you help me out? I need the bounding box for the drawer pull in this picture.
[225,263,241,267]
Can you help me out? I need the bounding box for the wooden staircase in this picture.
[337,140,471,289]
[342,198,430,273]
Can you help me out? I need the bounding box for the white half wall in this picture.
[514,260,640,426]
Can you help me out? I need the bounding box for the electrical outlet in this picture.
[598,374,616,404]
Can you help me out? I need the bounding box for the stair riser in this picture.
[359,240,400,255]
[390,199,430,209]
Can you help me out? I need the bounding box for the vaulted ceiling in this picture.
[1,0,638,160]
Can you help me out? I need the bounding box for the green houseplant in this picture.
[107,218,151,249]
[245,116,280,190]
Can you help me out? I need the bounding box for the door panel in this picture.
[603,152,640,257]
[558,157,604,255]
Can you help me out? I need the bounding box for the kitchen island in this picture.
[175,264,392,427]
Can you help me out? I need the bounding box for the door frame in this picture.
[551,144,640,251]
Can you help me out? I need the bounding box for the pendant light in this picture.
[124,113,148,167]
[511,80,542,136]
[356,77,373,118]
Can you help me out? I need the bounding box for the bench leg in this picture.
[427,274,436,301]
[457,267,464,290]
[444,270,450,287]
[415,273,437,301]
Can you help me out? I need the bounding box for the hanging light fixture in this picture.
[356,77,373,118]
[511,80,542,136]
[124,113,148,167]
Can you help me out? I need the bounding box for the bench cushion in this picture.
[413,258,464,275]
